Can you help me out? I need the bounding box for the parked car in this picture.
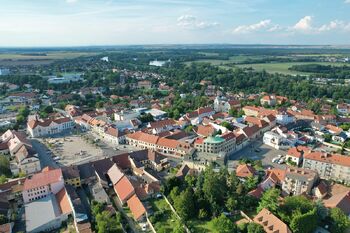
[272,157,279,163]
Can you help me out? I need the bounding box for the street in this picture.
[31,139,59,169]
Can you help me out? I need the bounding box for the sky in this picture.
[1,0,350,46]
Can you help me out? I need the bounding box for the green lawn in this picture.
[149,198,176,232]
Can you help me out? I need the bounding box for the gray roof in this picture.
[25,195,62,232]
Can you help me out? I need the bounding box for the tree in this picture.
[210,214,236,233]
[172,220,186,233]
[221,121,234,131]
[245,175,258,191]
[257,188,280,214]
[315,199,328,220]
[174,188,196,221]
[0,175,8,184]
[139,113,154,123]
[247,223,265,233]
[0,214,7,225]
[329,207,350,233]
[226,197,238,213]
[278,195,315,223]
[95,211,123,233]
[290,208,318,233]
[0,157,10,177]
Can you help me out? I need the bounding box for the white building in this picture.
[22,167,64,203]
[276,111,295,125]
[263,131,290,150]
[27,117,74,137]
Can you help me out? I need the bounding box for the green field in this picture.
[185,56,349,75]
[233,62,348,75]
[0,51,97,60]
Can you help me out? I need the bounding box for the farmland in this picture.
[0,51,98,66]
[184,54,350,75]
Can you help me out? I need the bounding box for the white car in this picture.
[278,158,285,164]
[272,157,279,163]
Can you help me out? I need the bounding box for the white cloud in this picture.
[177,15,219,30]
[66,0,78,3]
[291,16,350,33]
[233,19,272,34]
[293,16,313,31]
[345,0,350,3]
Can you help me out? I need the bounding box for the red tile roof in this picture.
[23,167,63,190]
[324,191,350,215]
[194,125,215,137]
[56,188,72,215]
[127,194,146,220]
[236,164,256,178]
[114,176,135,203]
[304,151,350,167]
[254,208,292,233]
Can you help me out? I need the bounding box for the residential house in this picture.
[260,95,277,106]
[147,119,178,135]
[286,146,311,166]
[127,194,147,221]
[337,103,350,115]
[1,130,41,175]
[114,176,135,205]
[129,150,169,172]
[282,167,318,196]
[236,164,256,179]
[303,152,350,184]
[253,208,292,233]
[62,166,81,188]
[324,191,350,216]
[242,106,260,117]
[103,126,126,145]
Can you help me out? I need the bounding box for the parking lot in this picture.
[229,139,287,170]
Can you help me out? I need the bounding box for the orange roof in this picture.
[55,188,72,214]
[114,176,135,203]
[157,137,179,149]
[254,208,292,233]
[245,116,269,128]
[287,146,310,159]
[127,131,159,144]
[304,151,350,167]
[266,168,286,184]
[195,125,215,137]
[127,194,146,220]
[248,186,264,199]
[326,124,343,134]
[243,106,260,112]
[24,167,62,190]
[324,191,350,215]
[236,164,256,178]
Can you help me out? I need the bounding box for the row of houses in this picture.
[0,130,41,175]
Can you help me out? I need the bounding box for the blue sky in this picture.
[1,0,350,46]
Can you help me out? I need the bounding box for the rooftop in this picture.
[25,194,62,232]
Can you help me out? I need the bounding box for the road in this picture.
[229,139,287,170]
[31,139,59,169]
